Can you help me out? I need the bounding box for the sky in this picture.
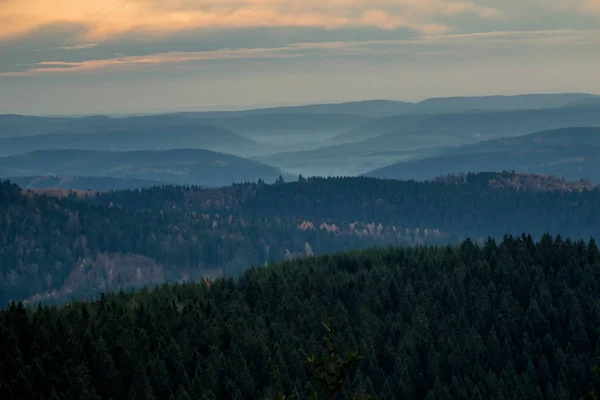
[1,0,600,115]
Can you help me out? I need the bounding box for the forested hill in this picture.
[2,173,600,304]
[2,236,600,399]
[89,174,600,239]
[433,171,597,192]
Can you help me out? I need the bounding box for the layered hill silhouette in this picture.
[0,149,284,187]
[174,93,597,117]
[2,93,600,179]
[366,127,600,182]
[0,113,370,156]
[2,93,599,166]
[0,124,258,158]
[410,92,598,114]
[170,99,415,118]
[200,113,372,150]
[259,104,600,176]
[332,102,600,144]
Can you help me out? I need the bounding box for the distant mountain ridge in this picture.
[0,113,372,156]
[170,99,415,119]
[2,92,599,179]
[168,93,599,117]
[333,102,600,143]
[412,93,598,114]
[259,103,600,176]
[2,93,596,139]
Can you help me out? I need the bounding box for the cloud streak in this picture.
[0,47,306,77]
[57,44,98,50]
[4,29,598,77]
[0,0,502,42]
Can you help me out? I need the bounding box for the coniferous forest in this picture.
[2,172,600,304]
[2,236,600,399]
[2,173,600,399]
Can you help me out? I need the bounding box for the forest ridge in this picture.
[1,171,600,305]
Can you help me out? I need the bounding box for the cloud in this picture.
[548,0,600,12]
[4,29,598,77]
[57,43,98,50]
[411,29,600,45]
[0,0,501,42]
[0,46,306,76]
[586,0,600,11]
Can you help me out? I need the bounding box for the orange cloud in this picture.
[57,44,98,50]
[586,0,600,11]
[0,46,306,76]
[5,29,598,77]
[0,0,500,41]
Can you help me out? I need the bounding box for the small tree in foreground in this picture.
[583,367,600,400]
[275,306,378,400]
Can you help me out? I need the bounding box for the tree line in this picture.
[2,173,600,304]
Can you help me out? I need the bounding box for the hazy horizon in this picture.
[2,91,599,117]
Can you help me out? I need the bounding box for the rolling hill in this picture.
[4,93,595,139]
[411,92,598,114]
[171,99,415,118]
[0,124,259,158]
[0,113,370,156]
[0,114,114,138]
[200,113,372,150]
[333,102,600,143]
[0,149,284,187]
[366,127,600,182]
[175,93,598,118]
[261,104,600,176]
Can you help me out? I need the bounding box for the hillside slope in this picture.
[0,149,283,187]
[2,174,600,303]
[172,99,415,118]
[0,124,258,158]
[202,113,372,150]
[2,237,600,399]
[261,105,600,176]
[333,98,600,143]
[366,127,600,182]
